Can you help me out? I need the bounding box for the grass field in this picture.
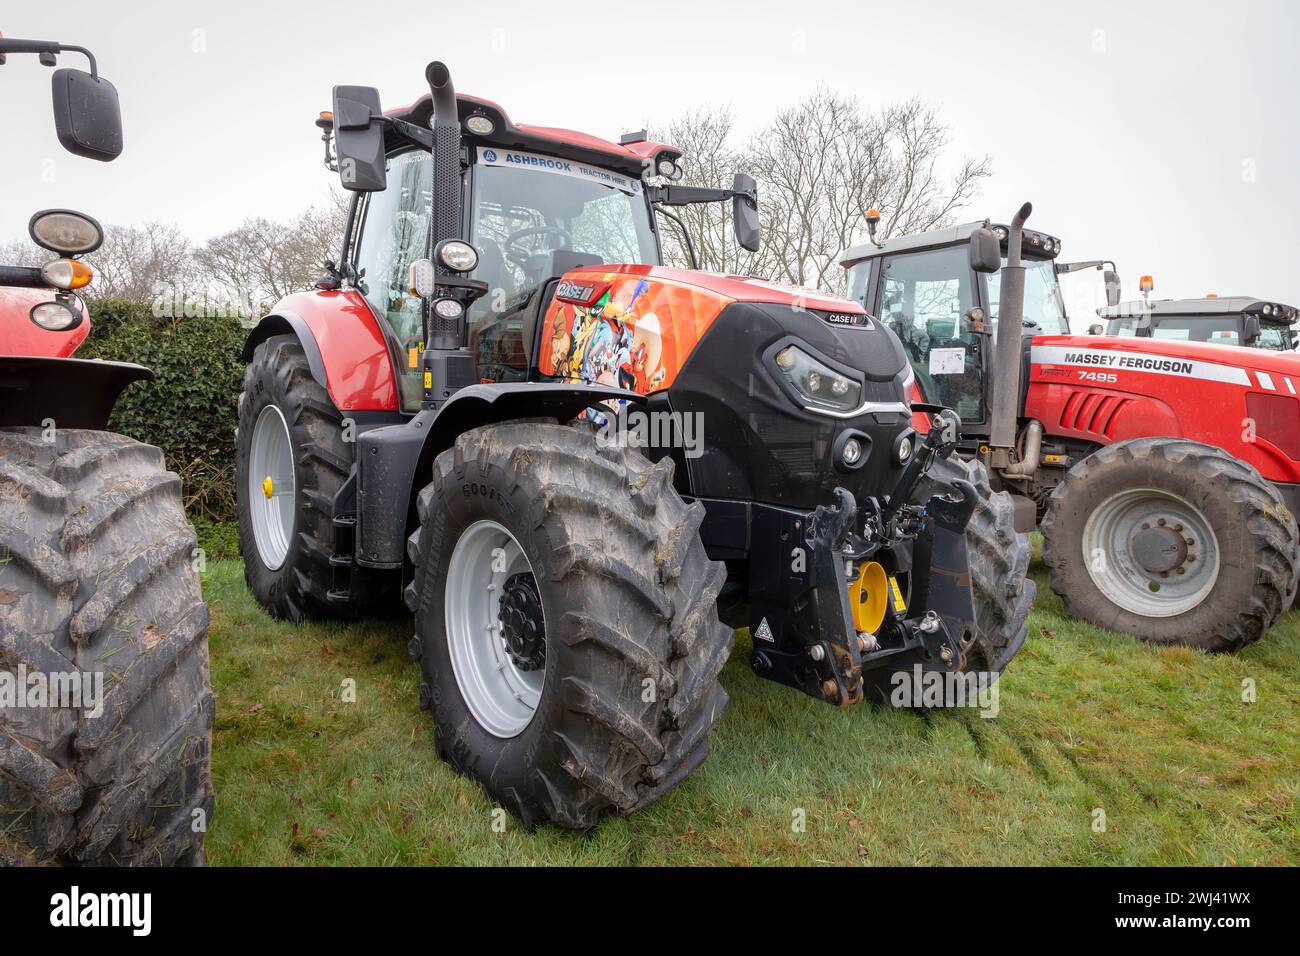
[205,545,1299,866]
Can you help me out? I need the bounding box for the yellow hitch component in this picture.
[889,576,907,613]
[262,476,274,500]
[848,561,889,634]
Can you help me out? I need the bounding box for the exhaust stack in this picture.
[987,202,1032,469]
[426,61,463,351]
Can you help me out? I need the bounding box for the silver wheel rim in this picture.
[248,404,296,571]
[1081,487,1221,618]
[444,519,546,738]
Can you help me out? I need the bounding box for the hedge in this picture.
[79,299,246,556]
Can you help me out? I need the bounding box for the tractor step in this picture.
[328,512,358,603]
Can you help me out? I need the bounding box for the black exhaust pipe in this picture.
[426,61,462,350]
[987,202,1032,468]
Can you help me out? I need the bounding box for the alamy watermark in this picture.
[889,664,1000,717]
[594,404,705,460]
[0,665,105,719]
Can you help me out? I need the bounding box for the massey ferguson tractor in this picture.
[1097,293,1298,352]
[234,61,1033,828]
[0,38,212,864]
[840,209,1300,652]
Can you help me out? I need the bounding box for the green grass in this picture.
[205,546,1299,866]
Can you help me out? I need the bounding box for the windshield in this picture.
[985,259,1069,335]
[1105,315,1249,346]
[468,157,658,332]
[1257,323,1294,351]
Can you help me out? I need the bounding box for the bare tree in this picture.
[195,197,347,313]
[656,90,989,292]
[0,237,46,268]
[84,221,196,302]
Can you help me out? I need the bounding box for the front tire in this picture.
[0,427,212,865]
[236,335,351,621]
[405,422,733,829]
[1041,437,1300,652]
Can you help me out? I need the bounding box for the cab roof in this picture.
[1099,297,1298,324]
[838,220,1061,268]
[381,92,680,178]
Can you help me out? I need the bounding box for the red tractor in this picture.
[841,207,1300,651]
[0,38,212,865]
[235,62,1034,827]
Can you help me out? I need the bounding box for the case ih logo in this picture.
[555,280,605,305]
[820,311,868,327]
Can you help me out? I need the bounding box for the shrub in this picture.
[79,299,246,526]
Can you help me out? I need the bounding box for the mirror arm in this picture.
[0,39,98,77]
[647,184,749,207]
[377,115,433,150]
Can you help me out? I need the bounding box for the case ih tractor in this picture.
[1097,292,1298,352]
[840,207,1300,652]
[0,38,212,864]
[235,61,1033,828]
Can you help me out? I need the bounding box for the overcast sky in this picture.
[3,0,1297,313]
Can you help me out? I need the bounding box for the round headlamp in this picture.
[465,115,495,136]
[432,298,464,320]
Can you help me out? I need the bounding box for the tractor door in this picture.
[351,149,433,411]
[874,246,986,424]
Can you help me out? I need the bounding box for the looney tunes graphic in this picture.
[549,278,664,394]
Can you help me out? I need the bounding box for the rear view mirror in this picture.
[1243,314,1261,344]
[51,68,123,162]
[732,172,761,253]
[332,85,387,192]
[968,226,1001,274]
[1088,324,1104,336]
[1103,269,1121,307]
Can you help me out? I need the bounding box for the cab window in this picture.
[877,246,984,422]
[352,150,432,410]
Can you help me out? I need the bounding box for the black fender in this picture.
[0,356,152,429]
[240,312,328,388]
[352,382,645,568]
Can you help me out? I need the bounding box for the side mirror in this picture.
[1088,324,1105,336]
[968,226,1001,274]
[732,172,761,253]
[332,85,387,192]
[1243,314,1261,344]
[51,68,123,162]
[1103,269,1121,307]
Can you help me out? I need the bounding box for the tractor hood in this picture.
[559,264,865,315]
[1036,333,1300,383]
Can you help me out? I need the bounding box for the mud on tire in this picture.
[404,422,733,829]
[1042,437,1299,652]
[0,427,212,865]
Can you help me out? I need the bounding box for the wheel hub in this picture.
[498,572,545,671]
[1129,522,1189,574]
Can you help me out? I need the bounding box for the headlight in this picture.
[435,240,479,273]
[465,115,495,136]
[30,300,83,332]
[29,209,103,255]
[771,345,862,413]
[432,298,463,320]
[1263,304,1273,316]
[993,226,1008,240]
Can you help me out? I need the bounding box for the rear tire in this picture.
[1041,437,1300,652]
[0,427,212,865]
[405,422,733,829]
[236,335,351,621]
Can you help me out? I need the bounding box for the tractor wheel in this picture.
[0,427,212,865]
[236,334,352,621]
[404,422,733,829]
[917,456,1035,674]
[1041,437,1300,652]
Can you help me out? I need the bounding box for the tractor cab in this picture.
[1098,296,1298,351]
[841,220,1067,430]
[319,87,757,410]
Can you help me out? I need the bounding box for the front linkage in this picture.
[748,412,978,706]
